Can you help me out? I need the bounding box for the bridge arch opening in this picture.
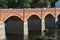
[28,15,41,40]
[57,14,60,37]
[4,16,23,40]
[57,14,60,29]
[45,14,55,37]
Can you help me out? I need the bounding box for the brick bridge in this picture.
[0,8,60,40]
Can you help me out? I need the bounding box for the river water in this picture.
[6,33,23,40]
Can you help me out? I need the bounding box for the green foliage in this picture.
[0,0,8,8]
[0,0,59,8]
[44,0,50,8]
[15,0,18,3]
[50,0,58,7]
[24,0,32,8]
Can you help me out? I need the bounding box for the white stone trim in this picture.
[24,20,28,40]
[41,19,45,36]
[0,22,6,40]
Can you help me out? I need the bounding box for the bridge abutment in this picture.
[0,22,6,40]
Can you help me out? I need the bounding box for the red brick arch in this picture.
[26,14,41,20]
[2,14,23,22]
[0,9,23,22]
[43,12,55,19]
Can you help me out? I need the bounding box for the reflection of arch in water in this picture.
[28,15,41,40]
[4,16,23,40]
[45,14,55,37]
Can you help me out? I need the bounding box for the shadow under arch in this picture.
[45,14,55,37]
[4,16,23,40]
[57,14,60,29]
[57,14,60,37]
[27,15,41,40]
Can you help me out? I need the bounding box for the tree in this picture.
[54,0,58,7]
[0,0,58,8]
[30,0,41,8]
[7,0,16,8]
[49,0,58,7]
[0,0,8,8]
[24,0,32,8]
[43,0,50,8]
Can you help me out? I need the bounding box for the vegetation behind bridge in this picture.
[0,0,58,8]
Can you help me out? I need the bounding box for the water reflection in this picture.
[6,33,23,40]
[28,30,41,40]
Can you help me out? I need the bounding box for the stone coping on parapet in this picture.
[0,8,60,10]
